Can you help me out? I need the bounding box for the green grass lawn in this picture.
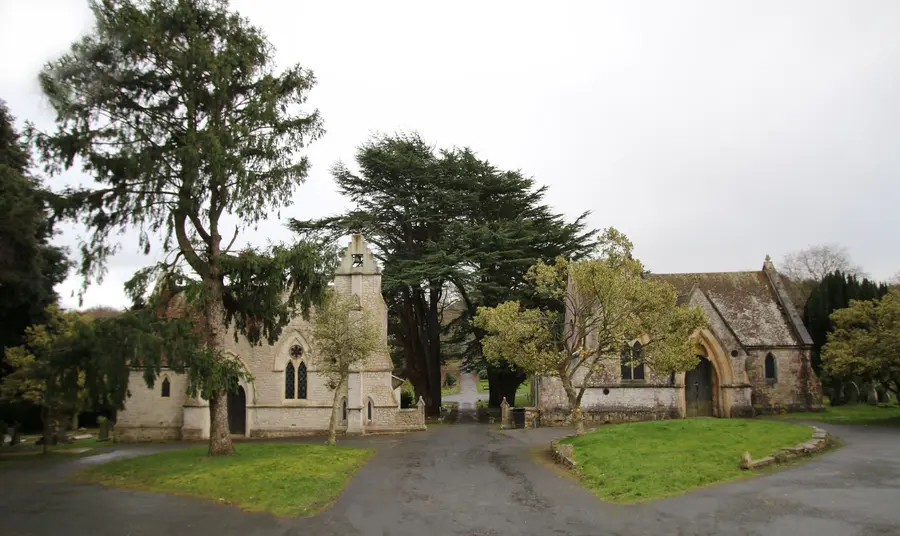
[561,419,814,503]
[477,378,530,394]
[1,431,112,464]
[769,403,900,426]
[441,383,460,395]
[78,443,374,517]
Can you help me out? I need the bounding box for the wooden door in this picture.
[685,357,713,417]
[228,386,246,435]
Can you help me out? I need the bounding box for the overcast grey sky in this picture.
[2,0,899,310]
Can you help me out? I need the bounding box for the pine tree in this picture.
[291,133,594,412]
[31,0,329,455]
[0,101,70,429]
[803,270,889,403]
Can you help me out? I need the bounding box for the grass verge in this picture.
[78,442,374,517]
[477,378,531,395]
[561,419,814,503]
[768,403,900,426]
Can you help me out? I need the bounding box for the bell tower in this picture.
[333,234,382,303]
[333,234,389,434]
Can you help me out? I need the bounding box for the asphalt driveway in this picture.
[0,422,897,536]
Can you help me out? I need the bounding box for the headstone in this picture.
[867,387,879,405]
[846,383,859,404]
[98,420,110,441]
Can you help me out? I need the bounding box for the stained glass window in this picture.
[161,377,170,398]
[290,344,303,358]
[297,362,307,399]
[285,361,295,399]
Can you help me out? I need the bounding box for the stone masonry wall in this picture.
[115,370,187,442]
[747,348,822,413]
[538,375,679,426]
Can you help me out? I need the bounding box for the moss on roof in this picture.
[653,271,800,346]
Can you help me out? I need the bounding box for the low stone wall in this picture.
[500,399,540,429]
[366,405,426,434]
[752,403,826,416]
[739,426,830,470]
[550,439,577,469]
[540,406,678,427]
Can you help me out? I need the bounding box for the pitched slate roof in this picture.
[653,270,804,347]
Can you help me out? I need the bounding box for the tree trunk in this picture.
[488,366,526,408]
[572,406,585,435]
[40,407,50,455]
[203,274,234,456]
[207,388,233,455]
[328,376,346,446]
[559,369,584,435]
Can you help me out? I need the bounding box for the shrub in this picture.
[400,389,414,409]
[444,373,457,387]
[478,370,488,380]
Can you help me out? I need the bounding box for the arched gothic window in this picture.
[341,398,348,422]
[285,362,295,399]
[161,377,170,398]
[764,353,777,383]
[621,341,645,381]
[297,362,308,399]
[367,399,373,421]
[632,342,645,380]
[285,342,309,400]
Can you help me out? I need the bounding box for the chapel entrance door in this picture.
[228,386,246,435]
[685,357,713,417]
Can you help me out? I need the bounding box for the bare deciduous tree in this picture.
[780,244,865,282]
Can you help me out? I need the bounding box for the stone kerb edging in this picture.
[550,439,578,469]
[740,426,830,470]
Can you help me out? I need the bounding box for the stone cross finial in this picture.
[500,397,509,409]
[416,396,425,409]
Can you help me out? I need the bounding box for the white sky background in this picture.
[1,0,899,310]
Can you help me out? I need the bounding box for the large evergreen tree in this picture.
[0,101,70,428]
[31,0,329,455]
[293,134,463,415]
[803,270,888,403]
[291,133,593,413]
[446,153,594,406]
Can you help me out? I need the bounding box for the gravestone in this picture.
[98,420,109,441]
[867,387,879,405]
[846,383,859,404]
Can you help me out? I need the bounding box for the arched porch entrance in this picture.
[685,357,716,417]
[678,328,735,418]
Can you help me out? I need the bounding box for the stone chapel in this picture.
[115,235,425,441]
[534,257,824,425]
